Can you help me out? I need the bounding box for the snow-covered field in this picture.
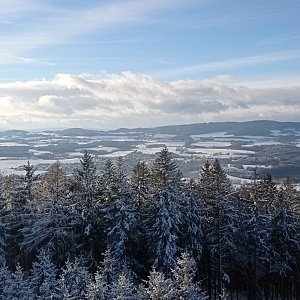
[241,141,282,147]
[191,141,232,147]
[191,132,232,139]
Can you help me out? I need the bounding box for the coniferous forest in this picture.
[0,148,300,299]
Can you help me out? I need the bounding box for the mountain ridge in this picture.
[1,120,300,137]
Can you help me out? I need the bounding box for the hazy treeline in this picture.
[0,148,300,299]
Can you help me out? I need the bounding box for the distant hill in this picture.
[0,129,29,138]
[110,120,300,136]
[1,120,300,138]
[55,128,104,136]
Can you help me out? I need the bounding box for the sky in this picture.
[0,0,300,130]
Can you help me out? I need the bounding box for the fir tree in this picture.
[199,159,236,299]
[180,179,203,262]
[0,261,11,296]
[30,249,58,299]
[144,267,175,300]
[72,151,101,262]
[2,264,33,299]
[130,161,151,275]
[172,252,206,300]
[0,196,6,264]
[109,273,139,300]
[239,179,270,299]
[21,162,75,266]
[101,159,136,268]
[147,147,183,275]
[131,161,151,208]
[2,174,30,268]
[85,270,109,300]
[73,151,98,209]
[57,257,92,300]
[269,188,300,276]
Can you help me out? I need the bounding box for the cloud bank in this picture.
[0,72,299,129]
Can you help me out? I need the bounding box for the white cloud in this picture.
[0,72,299,129]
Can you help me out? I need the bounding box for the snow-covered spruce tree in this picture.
[180,179,203,263]
[131,161,151,209]
[30,249,58,299]
[199,159,237,299]
[268,186,300,297]
[0,261,11,297]
[85,248,120,299]
[73,151,98,207]
[172,252,206,300]
[0,173,6,265]
[72,151,102,261]
[0,196,6,264]
[109,272,140,300]
[100,158,136,269]
[2,263,34,299]
[144,267,175,300]
[57,257,92,300]
[1,173,31,268]
[100,248,119,285]
[239,176,270,300]
[256,173,279,214]
[21,161,38,204]
[147,147,183,275]
[85,269,109,300]
[281,178,300,213]
[21,162,75,267]
[130,161,151,275]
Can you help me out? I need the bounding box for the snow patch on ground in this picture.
[99,150,133,157]
[191,132,232,139]
[191,141,231,148]
[186,148,255,157]
[81,146,118,152]
[0,142,29,146]
[242,164,272,169]
[241,141,282,147]
[29,149,52,156]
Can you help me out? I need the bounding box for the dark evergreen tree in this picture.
[109,273,139,300]
[199,159,236,299]
[30,249,58,299]
[21,161,37,203]
[2,264,33,299]
[239,179,270,299]
[256,173,278,214]
[172,252,206,299]
[131,161,151,208]
[57,257,92,300]
[72,151,101,262]
[100,158,136,269]
[180,179,203,262]
[73,151,98,209]
[130,161,151,276]
[144,267,175,300]
[0,261,11,297]
[147,147,183,275]
[0,197,6,264]
[21,162,75,266]
[2,174,29,268]
[266,186,300,298]
[85,269,109,300]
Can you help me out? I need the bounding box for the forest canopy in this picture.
[0,148,299,299]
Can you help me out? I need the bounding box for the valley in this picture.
[0,120,300,183]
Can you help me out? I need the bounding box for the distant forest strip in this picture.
[0,147,300,299]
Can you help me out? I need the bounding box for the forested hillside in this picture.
[0,148,300,299]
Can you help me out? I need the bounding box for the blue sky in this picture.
[0,0,299,129]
